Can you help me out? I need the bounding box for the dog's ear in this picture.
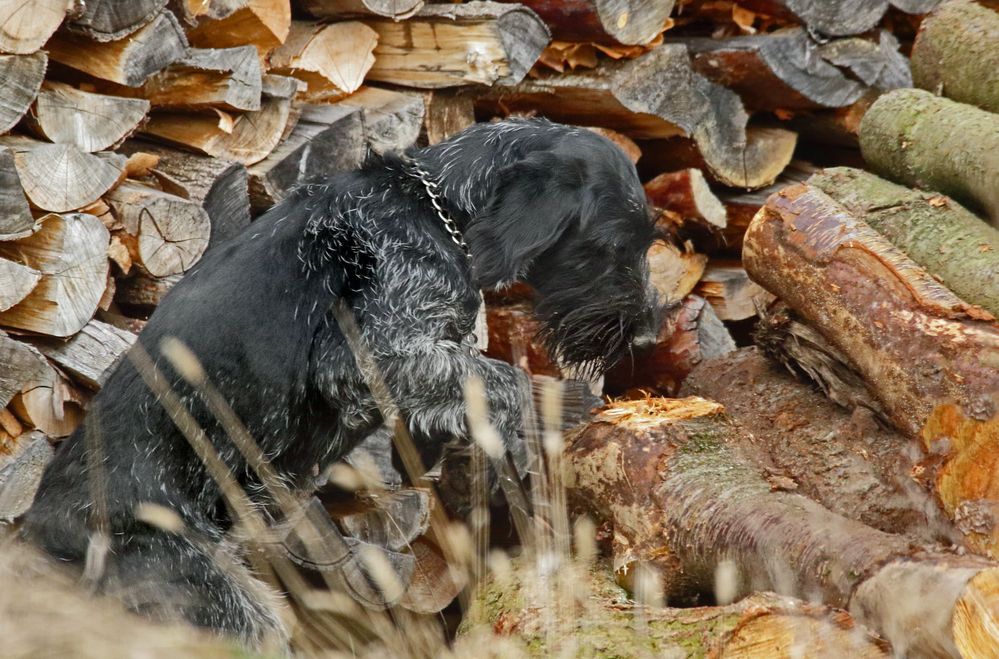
[466,150,594,289]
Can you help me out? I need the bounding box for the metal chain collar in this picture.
[401,155,472,262]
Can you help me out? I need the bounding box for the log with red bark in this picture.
[911,0,999,114]
[565,397,999,657]
[859,88,999,226]
[365,2,551,88]
[743,181,999,557]
[478,44,797,189]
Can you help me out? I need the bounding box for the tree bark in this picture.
[743,182,999,556]
[0,51,46,133]
[681,347,954,542]
[269,21,377,102]
[47,10,189,87]
[565,397,999,657]
[859,88,999,226]
[106,181,212,277]
[911,0,999,114]
[0,137,126,213]
[512,0,675,45]
[808,167,999,318]
[0,0,73,54]
[466,558,889,657]
[365,2,551,88]
[29,81,150,152]
[478,44,797,189]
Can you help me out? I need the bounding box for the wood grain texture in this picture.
[30,82,151,152]
[0,51,46,132]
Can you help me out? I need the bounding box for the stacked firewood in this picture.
[2,0,999,655]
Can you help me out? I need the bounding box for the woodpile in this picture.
[2,0,999,656]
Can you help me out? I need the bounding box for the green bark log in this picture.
[911,0,999,114]
[859,88,999,226]
[808,167,999,317]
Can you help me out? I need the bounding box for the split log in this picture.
[103,46,263,111]
[911,0,999,114]
[603,295,733,395]
[859,88,999,226]
[142,94,294,166]
[0,213,110,337]
[0,137,126,213]
[0,0,72,54]
[29,82,150,152]
[478,45,797,189]
[119,141,250,247]
[0,430,52,522]
[421,90,475,145]
[115,272,180,309]
[0,331,48,409]
[683,28,909,111]
[644,168,727,232]
[809,167,999,318]
[513,0,675,45]
[694,262,771,321]
[365,2,551,88]
[329,489,431,553]
[467,559,889,657]
[744,182,999,556]
[269,21,377,102]
[681,348,952,542]
[0,257,40,313]
[398,538,462,614]
[28,319,135,389]
[184,0,291,57]
[756,0,889,37]
[106,181,211,276]
[0,147,34,239]
[47,11,189,87]
[565,397,999,657]
[485,302,560,377]
[0,52,46,132]
[248,89,424,210]
[9,363,85,438]
[66,0,167,42]
[299,0,424,20]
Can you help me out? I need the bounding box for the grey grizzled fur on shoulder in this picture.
[21,117,663,647]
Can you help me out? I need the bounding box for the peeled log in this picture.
[809,167,999,318]
[299,0,424,19]
[0,138,126,213]
[478,45,797,189]
[911,0,999,113]
[743,183,999,556]
[859,88,999,226]
[365,2,551,88]
[0,213,110,337]
[681,348,951,542]
[565,397,999,657]
[47,11,189,87]
[0,52,46,132]
[66,0,167,42]
[269,21,377,102]
[0,0,73,54]
[30,82,150,152]
[513,0,675,45]
[118,141,250,248]
[467,559,888,657]
[106,181,211,276]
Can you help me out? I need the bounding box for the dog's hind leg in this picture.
[100,530,289,650]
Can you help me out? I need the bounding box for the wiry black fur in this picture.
[21,118,661,647]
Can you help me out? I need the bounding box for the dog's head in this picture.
[463,123,664,376]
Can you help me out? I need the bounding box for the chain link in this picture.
[402,155,472,262]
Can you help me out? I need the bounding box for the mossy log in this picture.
[808,167,999,318]
[859,88,999,226]
[743,182,999,557]
[911,0,999,113]
[465,558,889,657]
[565,397,999,657]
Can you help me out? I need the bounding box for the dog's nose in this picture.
[632,333,658,352]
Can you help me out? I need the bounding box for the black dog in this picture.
[22,118,662,646]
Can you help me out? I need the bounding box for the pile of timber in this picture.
[2,0,999,656]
